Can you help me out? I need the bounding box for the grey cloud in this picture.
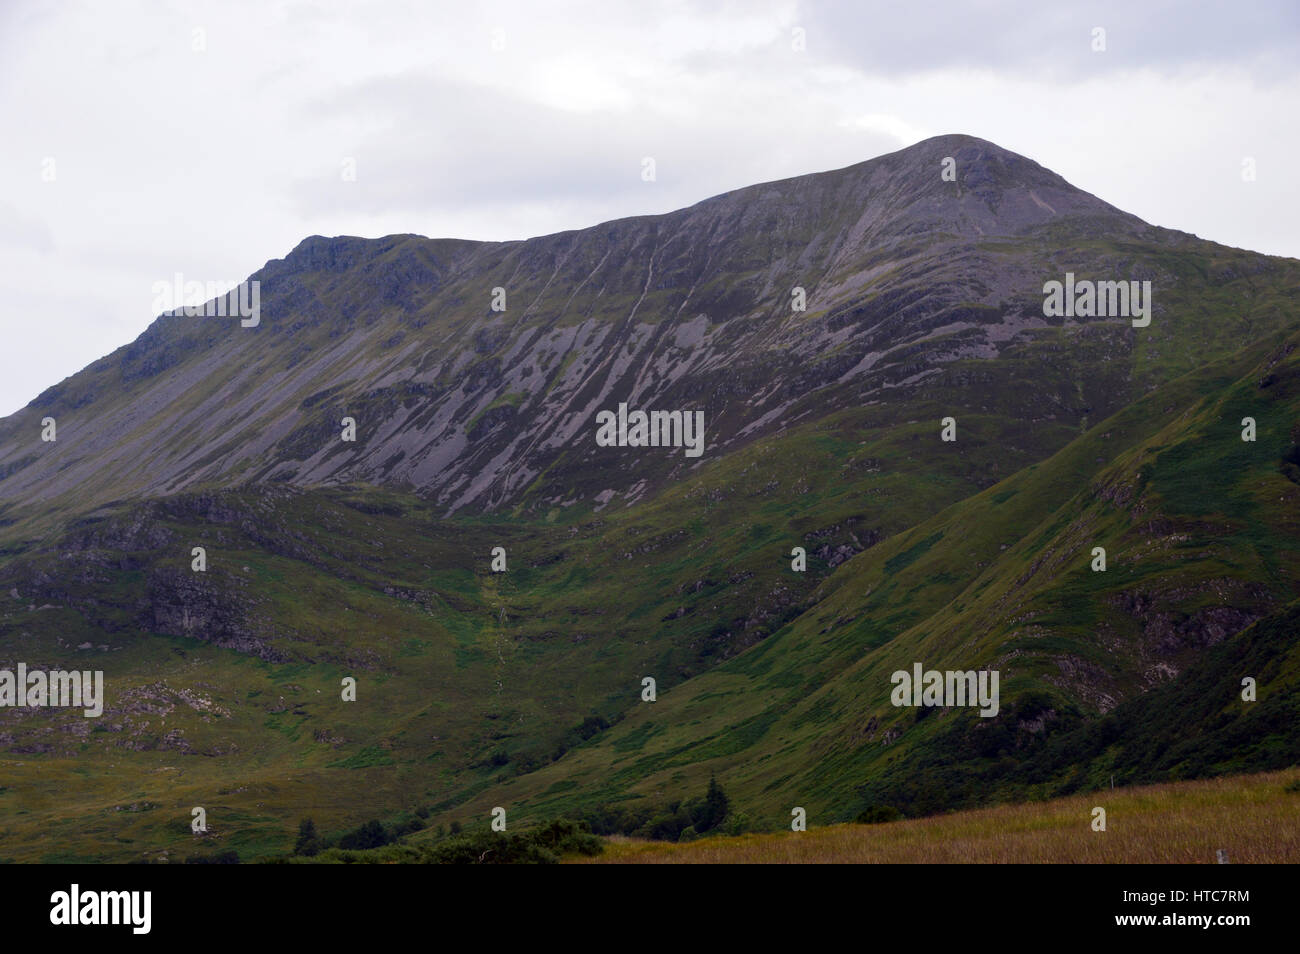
[795,0,1300,83]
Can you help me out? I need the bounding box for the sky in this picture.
[1,0,1297,417]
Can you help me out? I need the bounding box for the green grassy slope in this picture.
[0,384,1086,861]
[2,324,1299,861]
[396,328,1300,838]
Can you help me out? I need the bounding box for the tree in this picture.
[339,819,388,850]
[698,775,730,832]
[294,818,320,856]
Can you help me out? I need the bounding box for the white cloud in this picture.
[838,114,934,145]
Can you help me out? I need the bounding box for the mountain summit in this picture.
[0,135,1287,530]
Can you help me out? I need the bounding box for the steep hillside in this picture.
[415,328,1300,834]
[2,324,1295,861]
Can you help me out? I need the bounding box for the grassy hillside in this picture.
[395,327,1300,836]
[1,320,1297,862]
[0,391,1089,862]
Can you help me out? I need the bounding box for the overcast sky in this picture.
[1,0,1297,417]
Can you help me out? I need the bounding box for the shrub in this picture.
[338,819,389,850]
[855,804,904,824]
[723,812,751,836]
[589,777,733,842]
[421,819,602,864]
[184,850,240,864]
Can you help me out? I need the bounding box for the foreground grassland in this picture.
[575,769,1300,864]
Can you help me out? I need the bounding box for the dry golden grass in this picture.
[574,768,1300,863]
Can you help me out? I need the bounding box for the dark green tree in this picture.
[698,775,730,832]
[294,817,320,856]
[339,819,389,850]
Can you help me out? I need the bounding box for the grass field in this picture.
[573,768,1300,863]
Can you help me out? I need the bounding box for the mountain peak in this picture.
[0,136,1279,524]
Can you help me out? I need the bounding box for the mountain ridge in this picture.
[3,134,1295,539]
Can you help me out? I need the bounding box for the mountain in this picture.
[0,134,1297,862]
[2,134,1293,533]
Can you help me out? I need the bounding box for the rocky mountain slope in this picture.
[2,135,1295,537]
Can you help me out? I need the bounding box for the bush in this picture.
[421,819,603,864]
[527,819,604,857]
[723,812,751,836]
[338,819,389,850]
[588,777,733,842]
[390,816,426,838]
[575,714,610,740]
[855,804,904,824]
[581,804,653,836]
[184,850,240,864]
